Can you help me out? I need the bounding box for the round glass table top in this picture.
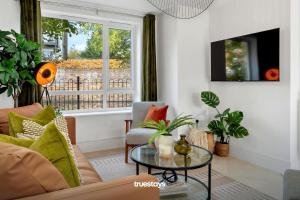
[130,144,212,170]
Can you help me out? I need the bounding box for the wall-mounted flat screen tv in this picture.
[211,28,280,81]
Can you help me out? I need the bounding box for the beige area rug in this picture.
[89,153,275,200]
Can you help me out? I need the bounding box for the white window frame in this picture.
[42,15,138,114]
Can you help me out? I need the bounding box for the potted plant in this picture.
[0,30,41,107]
[141,115,194,158]
[201,91,249,156]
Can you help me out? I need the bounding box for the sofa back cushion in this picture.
[0,142,69,200]
[0,103,43,135]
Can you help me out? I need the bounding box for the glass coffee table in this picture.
[130,144,213,200]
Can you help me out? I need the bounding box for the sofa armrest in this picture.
[20,174,160,200]
[65,116,76,145]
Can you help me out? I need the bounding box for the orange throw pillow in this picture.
[0,142,69,200]
[144,105,168,123]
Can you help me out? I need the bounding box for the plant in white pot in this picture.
[201,91,249,156]
[141,115,194,159]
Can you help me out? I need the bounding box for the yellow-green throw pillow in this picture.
[28,122,80,187]
[8,105,56,137]
[16,116,81,183]
[0,134,34,148]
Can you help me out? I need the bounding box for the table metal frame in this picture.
[131,144,212,200]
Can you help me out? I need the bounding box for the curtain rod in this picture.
[38,0,146,19]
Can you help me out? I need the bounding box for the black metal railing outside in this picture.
[43,76,133,111]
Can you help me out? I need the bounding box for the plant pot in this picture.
[215,142,229,157]
[155,135,174,159]
[206,131,215,153]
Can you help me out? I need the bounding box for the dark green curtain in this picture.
[142,14,157,101]
[18,0,41,107]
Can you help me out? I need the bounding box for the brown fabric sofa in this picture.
[0,104,159,200]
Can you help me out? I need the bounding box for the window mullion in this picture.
[131,26,136,101]
[102,24,109,110]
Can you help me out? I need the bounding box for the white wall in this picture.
[157,13,210,123]
[157,14,178,119]
[0,0,20,108]
[157,0,295,173]
[209,0,291,173]
[290,0,300,169]
[71,112,131,152]
[176,14,210,121]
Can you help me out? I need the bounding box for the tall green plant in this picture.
[141,115,195,144]
[0,30,41,106]
[201,91,249,144]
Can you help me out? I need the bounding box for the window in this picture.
[41,17,136,112]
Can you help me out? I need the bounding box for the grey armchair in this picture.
[283,169,300,200]
[124,102,165,163]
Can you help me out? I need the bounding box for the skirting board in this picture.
[78,137,125,153]
[230,145,290,174]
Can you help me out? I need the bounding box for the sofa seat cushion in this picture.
[126,128,157,144]
[73,145,102,185]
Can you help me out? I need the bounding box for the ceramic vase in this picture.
[154,135,174,159]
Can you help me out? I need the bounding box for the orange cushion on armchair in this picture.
[144,105,168,123]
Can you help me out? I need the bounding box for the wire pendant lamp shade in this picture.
[147,0,214,19]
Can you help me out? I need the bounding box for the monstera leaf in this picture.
[215,108,230,118]
[0,86,7,94]
[201,90,250,143]
[226,111,243,125]
[228,125,249,138]
[208,120,224,137]
[201,91,220,108]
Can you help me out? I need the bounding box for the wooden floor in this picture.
[84,148,283,199]
[84,148,124,158]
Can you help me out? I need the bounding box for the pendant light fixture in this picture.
[147,0,214,19]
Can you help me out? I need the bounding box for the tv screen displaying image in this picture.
[211,28,280,81]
